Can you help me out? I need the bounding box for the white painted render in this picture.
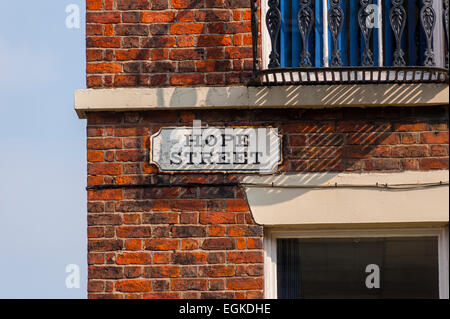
[74,84,449,118]
[242,170,449,226]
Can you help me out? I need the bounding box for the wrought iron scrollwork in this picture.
[266,0,281,68]
[328,0,344,66]
[298,0,314,67]
[251,0,259,74]
[443,0,449,68]
[389,0,407,66]
[358,0,375,66]
[420,0,436,66]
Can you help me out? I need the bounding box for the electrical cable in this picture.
[86,181,449,191]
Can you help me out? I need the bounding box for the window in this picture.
[264,228,449,299]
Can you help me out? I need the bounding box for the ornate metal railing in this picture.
[250,0,449,85]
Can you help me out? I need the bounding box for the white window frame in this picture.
[260,0,446,68]
[264,226,449,299]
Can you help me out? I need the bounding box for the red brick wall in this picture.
[86,106,449,299]
[86,0,256,88]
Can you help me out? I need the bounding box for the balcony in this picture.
[249,0,449,85]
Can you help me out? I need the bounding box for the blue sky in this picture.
[0,1,87,298]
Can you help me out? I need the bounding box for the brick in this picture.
[87,37,121,48]
[86,49,103,62]
[151,48,170,60]
[142,11,175,23]
[197,35,232,47]
[246,265,264,276]
[89,266,123,279]
[227,251,263,264]
[430,145,449,156]
[144,266,180,278]
[170,48,204,60]
[180,212,198,224]
[122,12,141,23]
[170,23,205,34]
[346,133,399,145]
[365,159,401,171]
[226,21,251,33]
[207,252,226,264]
[87,150,104,162]
[401,158,419,170]
[400,133,419,144]
[143,292,180,299]
[88,227,104,238]
[86,0,103,10]
[89,239,123,252]
[87,62,122,74]
[144,239,179,251]
[171,200,208,212]
[115,24,149,36]
[143,187,179,199]
[247,238,263,249]
[225,199,249,212]
[227,278,263,290]
[117,0,150,10]
[88,189,123,200]
[152,200,171,211]
[142,212,178,224]
[202,238,235,250]
[88,281,104,292]
[207,225,226,237]
[419,158,449,170]
[116,252,152,265]
[123,268,143,280]
[170,74,204,85]
[392,146,429,158]
[88,214,122,225]
[181,238,199,250]
[143,61,176,73]
[115,201,152,212]
[172,252,207,265]
[199,212,236,224]
[172,279,207,291]
[153,252,171,264]
[177,11,195,22]
[172,0,205,9]
[87,138,122,149]
[420,132,449,144]
[114,75,140,87]
[171,225,206,237]
[225,47,252,59]
[199,265,235,277]
[195,9,231,21]
[116,226,152,238]
[115,49,150,61]
[87,76,102,87]
[87,12,120,23]
[125,239,142,250]
[116,150,145,162]
[88,163,123,176]
[394,123,428,132]
[142,36,176,48]
[116,280,152,292]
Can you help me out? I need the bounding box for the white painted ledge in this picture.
[243,170,449,226]
[74,83,449,118]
